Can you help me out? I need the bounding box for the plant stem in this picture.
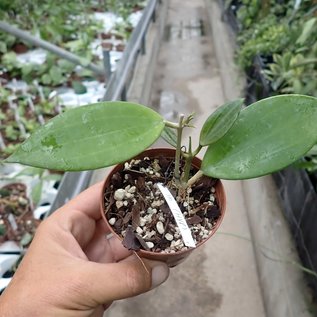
[174,114,184,182]
[181,143,203,184]
[181,137,193,184]
[187,170,204,187]
[192,144,202,157]
[164,120,179,129]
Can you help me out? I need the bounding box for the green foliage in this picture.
[2,144,19,157]
[11,166,61,207]
[0,87,10,103]
[72,81,87,95]
[263,16,317,97]
[234,0,317,174]
[0,0,144,52]
[6,95,317,183]
[104,0,145,39]
[113,20,134,41]
[0,84,60,159]
[20,232,33,247]
[161,126,177,148]
[0,52,77,87]
[6,102,165,170]
[264,50,317,96]
[35,100,57,115]
[237,16,291,68]
[296,18,316,45]
[0,33,16,54]
[0,0,102,48]
[20,118,39,133]
[236,0,262,28]
[201,95,317,179]
[0,222,6,236]
[104,0,145,20]
[5,125,20,141]
[200,99,244,146]
[237,0,317,96]
[1,52,19,72]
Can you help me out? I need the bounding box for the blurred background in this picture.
[0,1,316,316]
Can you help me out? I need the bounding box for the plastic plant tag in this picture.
[157,183,196,248]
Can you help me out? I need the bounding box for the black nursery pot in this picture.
[100,148,226,267]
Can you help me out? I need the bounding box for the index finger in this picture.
[60,181,104,220]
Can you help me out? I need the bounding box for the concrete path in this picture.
[97,0,313,316]
[105,0,266,316]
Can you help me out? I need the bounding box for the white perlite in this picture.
[115,201,124,209]
[146,241,154,249]
[114,188,125,201]
[109,218,116,225]
[156,221,165,234]
[165,233,174,241]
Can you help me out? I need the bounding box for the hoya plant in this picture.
[4,94,317,186]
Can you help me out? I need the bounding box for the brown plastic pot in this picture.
[100,148,226,267]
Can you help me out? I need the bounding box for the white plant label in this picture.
[157,183,196,248]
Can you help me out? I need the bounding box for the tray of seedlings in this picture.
[0,0,147,294]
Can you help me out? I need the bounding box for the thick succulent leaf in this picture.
[199,99,244,146]
[6,102,165,171]
[201,95,317,179]
[161,126,177,148]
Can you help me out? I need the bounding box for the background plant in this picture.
[263,18,317,97]
[0,0,101,50]
[228,0,317,173]
[0,0,145,161]
[235,0,317,72]
[5,95,317,184]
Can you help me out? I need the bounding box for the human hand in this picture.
[0,182,169,317]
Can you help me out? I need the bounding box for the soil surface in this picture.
[104,156,221,253]
[0,183,38,245]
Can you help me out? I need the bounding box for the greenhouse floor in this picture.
[90,0,312,316]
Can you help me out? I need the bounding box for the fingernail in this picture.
[151,264,169,288]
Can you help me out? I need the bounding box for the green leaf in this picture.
[31,180,43,207]
[0,223,6,236]
[57,59,75,73]
[6,102,165,171]
[72,81,87,94]
[49,66,63,85]
[20,232,33,247]
[14,167,44,178]
[199,99,244,146]
[41,73,52,85]
[201,95,317,179]
[43,174,62,182]
[296,18,316,45]
[79,57,91,67]
[0,42,7,54]
[161,126,177,148]
[306,144,317,156]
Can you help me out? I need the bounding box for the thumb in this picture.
[82,254,169,304]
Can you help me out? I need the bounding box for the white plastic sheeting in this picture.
[15,48,47,65]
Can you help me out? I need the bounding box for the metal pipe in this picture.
[47,0,160,214]
[0,21,105,77]
[102,50,112,81]
[103,0,158,101]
